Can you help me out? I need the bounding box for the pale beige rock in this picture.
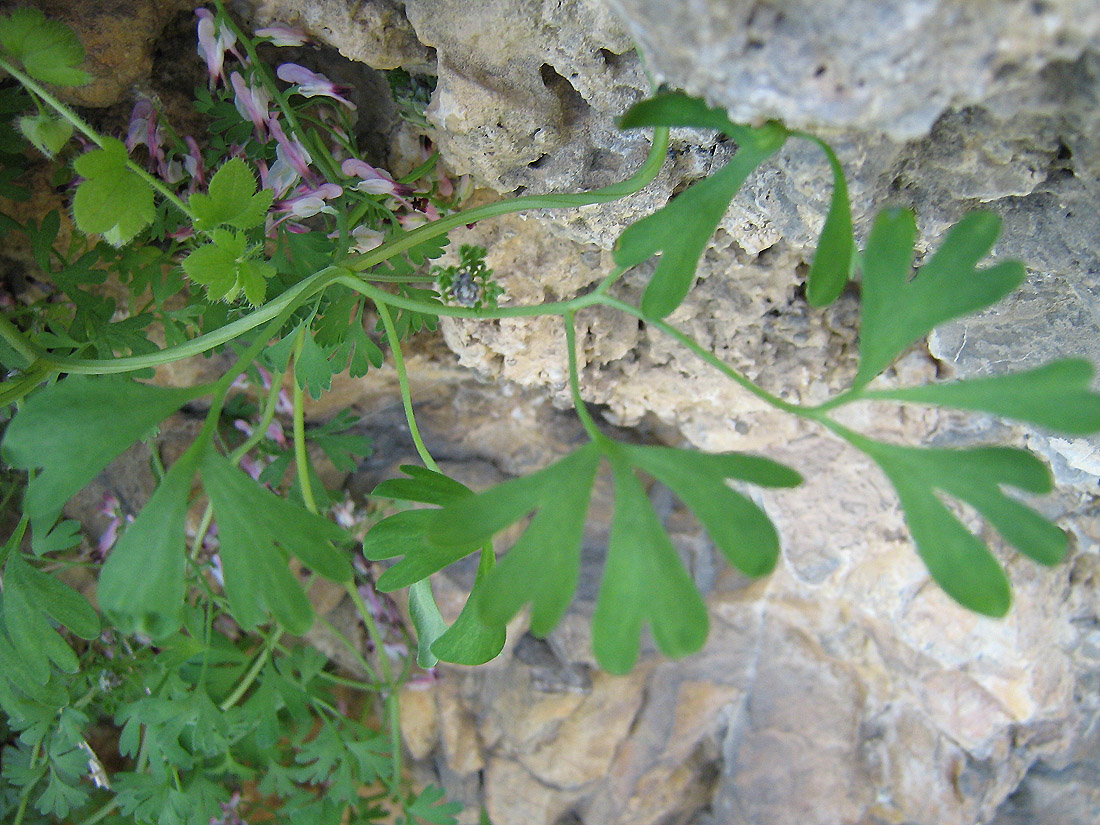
[400,686,439,761]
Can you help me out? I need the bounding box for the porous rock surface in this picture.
[259,1,1100,823]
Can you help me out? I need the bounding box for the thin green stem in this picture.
[563,311,605,442]
[0,314,37,366]
[0,58,195,221]
[374,301,438,471]
[312,611,379,684]
[218,633,278,712]
[345,126,669,274]
[12,266,342,377]
[345,581,402,791]
[597,295,806,416]
[339,275,602,320]
[290,329,317,514]
[0,362,53,407]
[228,369,286,463]
[188,504,214,562]
[76,798,120,825]
[11,742,42,825]
[805,387,865,413]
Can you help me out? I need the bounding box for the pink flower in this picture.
[254,24,310,46]
[195,9,237,88]
[125,99,156,154]
[276,182,343,218]
[340,157,403,196]
[267,118,316,186]
[183,136,206,188]
[276,63,357,110]
[350,225,385,253]
[230,72,271,139]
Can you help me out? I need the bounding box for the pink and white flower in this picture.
[195,8,238,88]
[267,117,316,186]
[273,182,343,220]
[254,24,310,46]
[230,71,271,139]
[276,63,357,110]
[340,157,403,196]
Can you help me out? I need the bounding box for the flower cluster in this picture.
[175,7,464,242]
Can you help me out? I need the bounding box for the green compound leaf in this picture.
[72,138,155,246]
[855,209,1025,390]
[618,444,801,577]
[1,376,210,534]
[423,439,798,672]
[404,784,463,825]
[182,229,275,306]
[17,112,73,157]
[98,442,205,641]
[189,157,273,231]
[430,551,507,666]
[616,91,788,319]
[854,435,1064,617]
[863,359,1100,436]
[372,464,471,506]
[201,452,353,635]
[802,136,854,307]
[0,7,91,86]
[365,509,481,591]
[1,553,100,684]
[593,458,710,674]
[366,467,504,666]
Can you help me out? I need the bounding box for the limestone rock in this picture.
[249,0,434,71]
[2,0,194,108]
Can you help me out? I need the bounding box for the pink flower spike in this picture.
[276,62,357,110]
[255,24,310,46]
[230,72,271,139]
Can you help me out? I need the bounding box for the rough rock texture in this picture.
[0,0,194,108]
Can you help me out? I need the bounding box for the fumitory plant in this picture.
[0,3,1098,824]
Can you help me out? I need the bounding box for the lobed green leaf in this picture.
[372,465,471,506]
[430,552,508,666]
[864,359,1100,435]
[17,113,72,157]
[98,443,204,640]
[620,444,799,577]
[201,452,353,634]
[476,444,601,636]
[616,92,788,318]
[802,136,854,307]
[1,553,97,683]
[72,138,155,246]
[0,7,91,86]
[855,209,1026,389]
[855,435,1065,616]
[1,376,209,534]
[592,459,709,674]
[189,157,273,231]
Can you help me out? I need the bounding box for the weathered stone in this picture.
[249,0,434,71]
[3,0,194,108]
